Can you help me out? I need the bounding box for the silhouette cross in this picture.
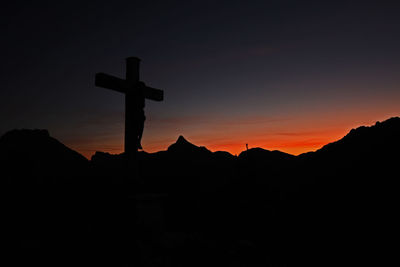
[95,57,163,158]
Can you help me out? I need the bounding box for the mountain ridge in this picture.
[1,116,399,164]
[144,116,400,161]
[3,117,399,266]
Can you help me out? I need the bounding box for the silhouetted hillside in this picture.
[239,147,294,160]
[3,117,399,266]
[2,116,399,187]
[297,116,400,182]
[0,129,88,182]
[3,117,399,184]
[315,117,399,159]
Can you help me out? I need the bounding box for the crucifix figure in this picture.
[95,57,163,158]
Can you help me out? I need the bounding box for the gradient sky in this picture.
[1,1,399,158]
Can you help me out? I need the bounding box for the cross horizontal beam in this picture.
[95,73,163,101]
[95,73,129,93]
[142,84,163,101]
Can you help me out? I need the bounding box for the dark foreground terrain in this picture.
[2,117,399,266]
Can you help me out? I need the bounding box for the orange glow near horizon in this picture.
[142,126,348,156]
[71,130,341,159]
[59,92,400,159]
[68,107,399,159]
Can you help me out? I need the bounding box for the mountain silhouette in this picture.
[1,129,88,183]
[312,117,400,159]
[297,116,399,186]
[239,147,294,163]
[168,135,199,151]
[2,117,400,182]
[3,117,399,266]
[167,135,212,158]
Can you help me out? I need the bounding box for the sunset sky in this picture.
[1,1,399,158]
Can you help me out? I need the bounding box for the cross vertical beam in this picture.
[125,57,141,158]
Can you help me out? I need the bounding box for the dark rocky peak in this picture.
[176,135,189,144]
[169,135,196,149]
[168,136,209,152]
[167,135,212,160]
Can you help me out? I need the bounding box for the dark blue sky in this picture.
[1,1,399,157]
